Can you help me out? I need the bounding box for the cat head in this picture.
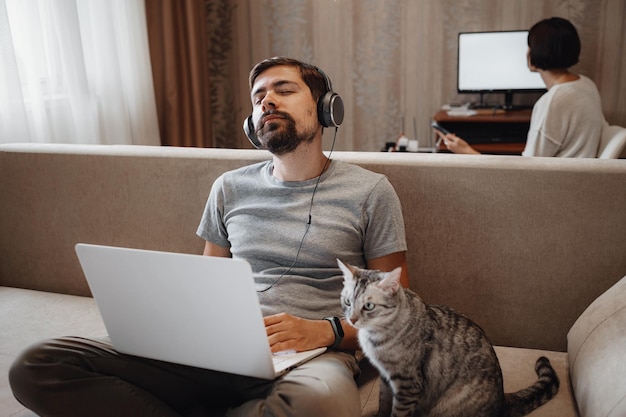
[337,259,403,330]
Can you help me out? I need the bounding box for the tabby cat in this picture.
[338,260,559,417]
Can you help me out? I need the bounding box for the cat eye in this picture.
[343,298,351,307]
[363,302,375,311]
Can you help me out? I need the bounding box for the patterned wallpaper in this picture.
[210,0,626,151]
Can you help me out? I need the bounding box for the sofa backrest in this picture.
[1,144,625,352]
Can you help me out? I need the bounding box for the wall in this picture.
[230,0,626,152]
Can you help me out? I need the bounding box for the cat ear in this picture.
[337,259,356,282]
[377,267,403,293]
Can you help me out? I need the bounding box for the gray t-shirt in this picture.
[197,159,407,319]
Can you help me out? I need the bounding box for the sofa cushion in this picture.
[494,346,575,417]
[568,275,626,417]
[357,346,574,417]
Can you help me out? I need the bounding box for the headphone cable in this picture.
[257,127,338,293]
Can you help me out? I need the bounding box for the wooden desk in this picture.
[433,109,531,155]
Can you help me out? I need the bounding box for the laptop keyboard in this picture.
[272,350,297,367]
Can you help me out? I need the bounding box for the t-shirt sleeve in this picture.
[361,176,408,260]
[196,175,231,248]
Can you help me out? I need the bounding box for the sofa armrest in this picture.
[567,275,626,417]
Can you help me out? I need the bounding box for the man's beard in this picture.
[257,113,317,155]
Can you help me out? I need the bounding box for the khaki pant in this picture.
[9,336,362,417]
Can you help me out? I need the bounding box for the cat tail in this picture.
[504,356,560,417]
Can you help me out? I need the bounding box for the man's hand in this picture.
[264,313,334,353]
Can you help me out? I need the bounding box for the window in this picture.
[0,0,159,145]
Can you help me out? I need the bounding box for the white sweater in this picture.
[523,75,605,157]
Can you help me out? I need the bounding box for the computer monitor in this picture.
[457,30,546,109]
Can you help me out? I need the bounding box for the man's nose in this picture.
[261,92,277,111]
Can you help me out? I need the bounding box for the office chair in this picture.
[597,124,626,159]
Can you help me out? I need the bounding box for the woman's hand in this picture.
[435,131,481,154]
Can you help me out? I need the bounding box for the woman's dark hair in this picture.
[248,57,327,103]
[528,17,581,70]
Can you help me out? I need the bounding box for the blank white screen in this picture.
[458,31,545,91]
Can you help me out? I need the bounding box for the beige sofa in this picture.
[1,143,625,417]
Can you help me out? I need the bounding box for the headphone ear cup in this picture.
[243,115,263,149]
[318,92,344,128]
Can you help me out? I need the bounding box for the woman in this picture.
[438,17,606,157]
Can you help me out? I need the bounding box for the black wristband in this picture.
[323,316,344,349]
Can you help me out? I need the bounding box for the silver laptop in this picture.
[74,243,326,379]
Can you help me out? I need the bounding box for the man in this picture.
[9,57,408,416]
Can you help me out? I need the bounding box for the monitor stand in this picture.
[502,91,534,110]
[469,92,501,109]
[470,92,532,110]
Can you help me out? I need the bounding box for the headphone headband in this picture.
[244,66,344,149]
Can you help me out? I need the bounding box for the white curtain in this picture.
[0,0,160,145]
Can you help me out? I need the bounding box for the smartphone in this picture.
[431,121,451,136]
